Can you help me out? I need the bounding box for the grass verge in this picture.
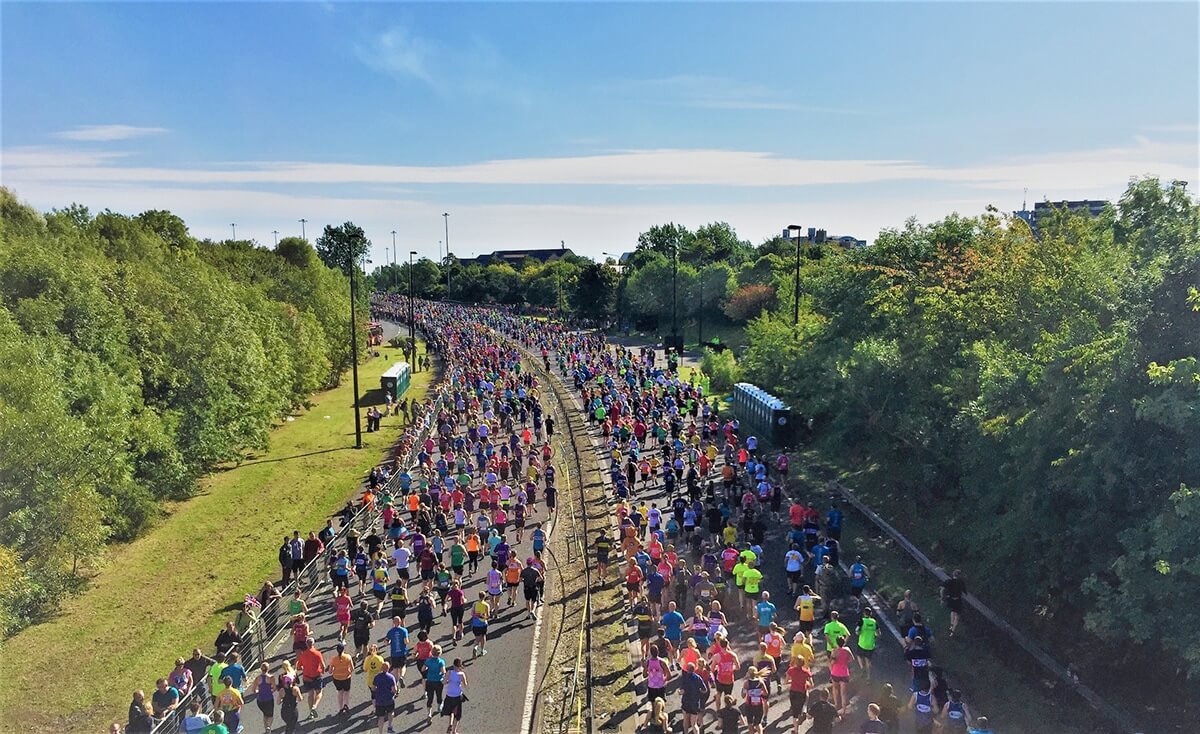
[0,341,431,734]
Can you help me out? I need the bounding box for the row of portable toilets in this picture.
[731,382,795,446]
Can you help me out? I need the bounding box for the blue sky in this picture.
[2,1,1196,263]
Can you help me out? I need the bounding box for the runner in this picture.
[442,659,467,734]
[856,606,879,678]
[329,642,354,715]
[373,661,399,734]
[251,663,275,732]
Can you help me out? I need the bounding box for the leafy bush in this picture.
[701,347,741,393]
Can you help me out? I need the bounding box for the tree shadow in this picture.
[224,446,353,469]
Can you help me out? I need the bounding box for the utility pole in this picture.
[299,218,307,240]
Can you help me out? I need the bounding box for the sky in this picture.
[2,1,1197,265]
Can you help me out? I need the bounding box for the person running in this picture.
[275,663,301,734]
[384,616,410,683]
[940,689,972,733]
[295,637,325,720]
[822,610,850,658]
[329,641,354,715]
[251,663,275,732]
[786,654,813,734]
[644,644,672,704]
[794,586,820,641]
[908,679,938,734]
[334,586,353,641]
[679,662,708,734]
[856,606,879,677]
[829,636,856,714]
[505,555,523,607]
[215,675,244,733]
[424,645,447,719]
[806,688,841,734]
[742,667,770,734]
[861,702,889,733]
[442,659,467,734]
[715,694,746,734]
[640,697,670,734]
[470,591,491,657]
[941,569,967,636]
[520,558,543,618]
[363,644,387,699]
[373,661,399,734]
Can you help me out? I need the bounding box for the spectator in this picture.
[214,620,240,656]
[125,690,154,733]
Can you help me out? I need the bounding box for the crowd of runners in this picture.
[511,322,996,734]
[121,299,993,734]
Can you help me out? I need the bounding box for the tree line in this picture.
[732,179,1198,688]
[0,189,360,636]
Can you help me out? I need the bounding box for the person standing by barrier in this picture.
[279,536,294,585]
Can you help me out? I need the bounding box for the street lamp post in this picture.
[349,254,368,450]
[272,230,279,247]
[408,251,417,350]
[698,278,704,346]
[299,219,307,240]
[391,231,397,266]
[442,213,451,298]
[603,251,622,329]
[792,227,803,327]
[231,223,237,240]
[671,240,679,347]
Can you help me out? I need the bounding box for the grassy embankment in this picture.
[0,340,431,734]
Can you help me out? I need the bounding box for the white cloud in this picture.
[53,125,167,142]
[355,26,434,84]
[2,139,1194,192]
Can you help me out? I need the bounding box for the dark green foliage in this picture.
[738,178,1200,681]
[0,188,354,636]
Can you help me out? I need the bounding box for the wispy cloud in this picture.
[354,26,434,84]
[54,125,167,142]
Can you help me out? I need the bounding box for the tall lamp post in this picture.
[349,253,369,449]
[272,230,279,247]
[408,250,417,348]
[391,231,397,266]
[230,223,237,240]
[791,225,803,327]
[442,213,451,298]
[299,218,307,240]
[671,240,679,349]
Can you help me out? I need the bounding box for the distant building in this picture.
[1014,199,1109,234]
[465,246,575,267]
[782,224,866,248]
